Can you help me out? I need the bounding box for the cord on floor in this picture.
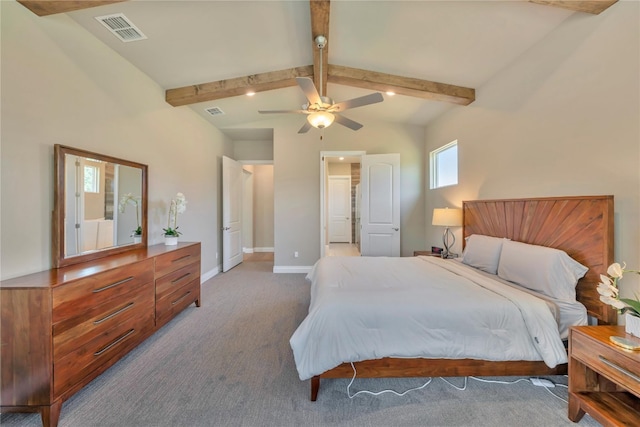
[346,363,568,403]
[347,362,433,398]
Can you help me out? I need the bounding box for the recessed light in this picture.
[246,91,256,97]
[339,157,345,161]
[386,91,396,96]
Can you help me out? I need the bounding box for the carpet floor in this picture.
[1,258,600,426]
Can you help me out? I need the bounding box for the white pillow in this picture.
[497,240,588,301]
[462,234,508,274]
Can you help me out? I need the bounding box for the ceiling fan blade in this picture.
[333,114,363,131]
[258,109,309,114]
[298,121,312,134]
[296,77,322,107]
[329,92,384,112]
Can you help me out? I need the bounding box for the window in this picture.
[430,140,458,189]
[84,165,100,193]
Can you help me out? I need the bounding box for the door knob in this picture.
[222,226,230,231]
[393,227,399,231]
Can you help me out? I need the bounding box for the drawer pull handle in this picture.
[171,290,191,306]
[598,355,640,383]
[94,329,135,356]
[93,302,134,325]
[93,277,133,293]
[172,255,191,263]
[171,273,191,284]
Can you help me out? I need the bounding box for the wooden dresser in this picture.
[0,242,201,427]
[568,325,640,426]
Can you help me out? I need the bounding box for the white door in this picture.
[222,156,243,272]
[328,176,352,243]
[360,153,401,257]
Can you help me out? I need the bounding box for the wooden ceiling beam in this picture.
[310,0,331,97]
[328,65,475,106]
[528,0,618,15]
[17,0,127,16]
[165,66,314,107]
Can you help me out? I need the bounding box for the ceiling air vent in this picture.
[205,107,225,116]
[95,13,147,42]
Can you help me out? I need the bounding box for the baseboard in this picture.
[243,247,273,253]
[201,266,219,283]
[272,265,312,274]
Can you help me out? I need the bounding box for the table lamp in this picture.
[432,208,462,258]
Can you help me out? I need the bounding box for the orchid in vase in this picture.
[163,192,187,238]
[597,262,640,317]
[118,193,142,237]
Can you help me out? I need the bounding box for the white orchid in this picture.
[607,262,625,279]
[118,193,141,235]
[164,192,187,237]
[597,262,640,317]
[174,192,187,214]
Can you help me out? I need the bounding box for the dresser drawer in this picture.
[53,310,153,397]
[156,278,199,327]
[571,329,640,397]
[155,262,199,300]
[155,245,200,278]
[53,259,154,323]
[53,282,154,360]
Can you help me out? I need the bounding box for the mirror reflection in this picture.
[53,144,147,268]
[63,154,143,257]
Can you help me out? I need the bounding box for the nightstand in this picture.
[568,325,640,426]
[413,251,442,257]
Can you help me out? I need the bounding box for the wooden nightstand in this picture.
[413,251,442,257]
[568,325,640,426]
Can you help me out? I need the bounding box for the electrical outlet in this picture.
[294,251,299,258]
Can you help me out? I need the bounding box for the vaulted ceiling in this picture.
[18,0,617,137]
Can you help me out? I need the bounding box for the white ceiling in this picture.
[65,1,575,139]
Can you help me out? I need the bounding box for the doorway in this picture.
[320,151,365,258]
[320,152,401,258]
[222,158,274,271]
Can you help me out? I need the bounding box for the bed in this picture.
[291,195,616,401]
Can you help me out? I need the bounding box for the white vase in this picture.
[165,236,178,246]
[133,235,142,244]
[625,313,640,338]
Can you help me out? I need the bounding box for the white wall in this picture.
[265,116,426,269]
[424,3,640,300]
[233,140,274,161]
[1,2,232,279]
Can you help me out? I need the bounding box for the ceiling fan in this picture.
[258,35,384,133]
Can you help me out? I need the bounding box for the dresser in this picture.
[568,325,640,426]
[0,242,201,427]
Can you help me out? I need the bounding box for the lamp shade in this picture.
[432,208,462,227]
[307,111,335,129]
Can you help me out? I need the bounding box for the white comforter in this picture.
[289,256,568,381]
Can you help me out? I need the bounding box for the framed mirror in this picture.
[53,144,148,268]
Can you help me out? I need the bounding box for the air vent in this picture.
[95,13,147,42]
[205,107,225,116]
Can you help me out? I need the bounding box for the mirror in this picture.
[53,144,148,268]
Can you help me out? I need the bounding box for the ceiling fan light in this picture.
[307,111,335,129]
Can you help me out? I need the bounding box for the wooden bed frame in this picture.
[310,195,615,401]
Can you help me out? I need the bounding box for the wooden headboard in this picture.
[462,195,616,325]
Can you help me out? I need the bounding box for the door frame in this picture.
[239,160,273,257]
[319,150,366,258]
